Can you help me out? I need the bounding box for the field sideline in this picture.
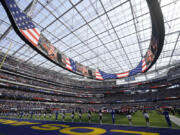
[0,117,180,135]
[2,111,180,128]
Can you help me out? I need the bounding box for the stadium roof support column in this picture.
[99,0,132,70]
[168,32,180,65]
[27,0,38,18]
[24,0,96,68]
[68,0,116,72]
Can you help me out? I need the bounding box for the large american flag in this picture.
[65,58,76,72]
[95,70,104,80]
[117,72,129,78]
[129,58,148,76]
[142,58,147,72]
[5,0,40,47]
[99,70,116,80]
[129,61,142,76]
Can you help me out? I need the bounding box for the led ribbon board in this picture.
[1,0,165,80]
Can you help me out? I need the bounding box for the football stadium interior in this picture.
[0,0,180,135]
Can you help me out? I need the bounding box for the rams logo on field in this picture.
[0,119,159,135]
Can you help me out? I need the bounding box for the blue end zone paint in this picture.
[71,128,93,132]
[0,118,180,135]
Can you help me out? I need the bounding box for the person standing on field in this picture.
[79,109,82,122]
[163,109,172,127]
[143,110,150,126]
[99,109,102,124]
[111,109,115,125]
[88,110,91,123]
[126,110,132,126]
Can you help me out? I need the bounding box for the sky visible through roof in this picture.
[0,0,180,83]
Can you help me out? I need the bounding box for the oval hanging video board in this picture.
[1,0,165,80]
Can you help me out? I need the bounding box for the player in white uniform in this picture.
[62,111,65,122]
[143,110,150,126]
[126,110,132,125]
[71,110,75,122]
[43,112,46,120]
[99,110,103,124]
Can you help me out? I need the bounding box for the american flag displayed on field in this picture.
[65,58,76,71]
[99,70,117,80]
[117,72,129,78]
[95,70,104,80]
[5,0,40,47]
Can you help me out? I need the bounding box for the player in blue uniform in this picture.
[79,109,82,122]
[55,111,58,120]
[163,109,172,127]
[30,111,33,119]
[111,109,115,125]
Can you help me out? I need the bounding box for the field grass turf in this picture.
[174,113,180,118]
[4,110,180,128]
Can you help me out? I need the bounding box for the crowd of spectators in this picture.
[0,99,179,114]
[0,88,90,103]
[0,52,115,88]
[0,86,180,107]
[0,52,180,114]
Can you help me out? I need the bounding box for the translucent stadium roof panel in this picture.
[0,0,180,81]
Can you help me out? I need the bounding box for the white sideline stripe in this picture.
[169,115,180,126]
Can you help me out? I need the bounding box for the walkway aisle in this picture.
[170,115,180,126]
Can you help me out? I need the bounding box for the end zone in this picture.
[0,118,180,135]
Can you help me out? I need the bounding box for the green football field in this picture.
[3,110,180,129]
[175,113,180,118]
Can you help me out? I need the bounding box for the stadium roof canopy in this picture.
[0,0,180,82]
